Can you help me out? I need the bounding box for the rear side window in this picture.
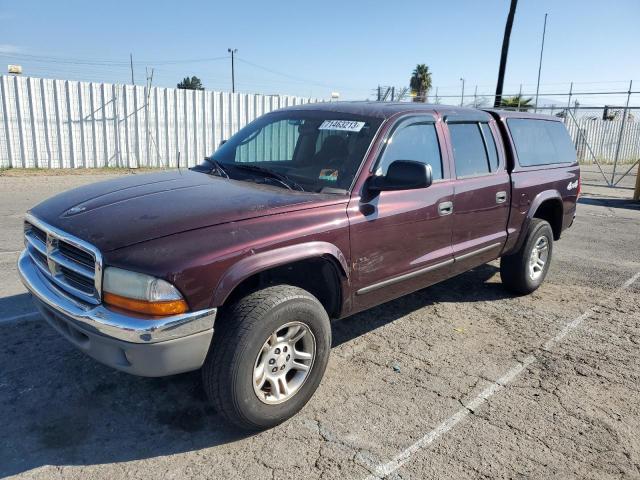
[507,119,577,166]
[377,121,443,180]
[448,123,491,177]
[480,123,499,172]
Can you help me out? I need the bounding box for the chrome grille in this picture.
[58,242,94,269]
[23,214,103,305]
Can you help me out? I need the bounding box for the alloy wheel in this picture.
[528,235,549,281]
[253,321,316,405]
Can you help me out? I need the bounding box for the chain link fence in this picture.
[386,83,640,188]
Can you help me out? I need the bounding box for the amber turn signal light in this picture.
[104,292,189,316]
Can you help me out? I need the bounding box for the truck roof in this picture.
[483,108,563,122]
[277,101,561,122]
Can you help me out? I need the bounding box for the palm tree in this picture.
[500,94,533,111]
[410,64,432,102]
[494,0,518,107]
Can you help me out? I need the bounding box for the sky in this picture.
[1,0,639,106]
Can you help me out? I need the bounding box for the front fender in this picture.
[211,241,349,307]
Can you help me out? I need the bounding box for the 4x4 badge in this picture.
[567,180,579,191]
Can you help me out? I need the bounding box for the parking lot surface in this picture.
[1,166,639,479]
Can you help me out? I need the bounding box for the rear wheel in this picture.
[501,218,554,294]
[202,285,331,430]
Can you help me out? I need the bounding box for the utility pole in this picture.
[564,82,573,125]
[228,48,238,93]
[129,53,135,85]
[460,78,465,106]
[612,80,633,184]
[534,13,548,112]
[494,0,518,107]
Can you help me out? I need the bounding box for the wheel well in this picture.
[222,257,344,318]
[533,199,563,240]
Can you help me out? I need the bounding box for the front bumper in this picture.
[18,250,216,376]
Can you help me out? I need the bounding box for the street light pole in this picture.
[228,48,238,93]
[534,13,548,112]
[460,78,465,106]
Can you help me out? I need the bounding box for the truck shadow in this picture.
[0,263,506,476]
[333,263,504,348]
[578,196,640,211]
[0,292,37,319]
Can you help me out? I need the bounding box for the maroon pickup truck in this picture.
[18,102,580,430]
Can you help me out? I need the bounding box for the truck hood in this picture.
[30,170,343,252]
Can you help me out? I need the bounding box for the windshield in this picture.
[208,110,383,193]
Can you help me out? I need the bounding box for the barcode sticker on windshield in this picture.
[318,120,365,132]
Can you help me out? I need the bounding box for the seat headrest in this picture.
[319,135,348,158]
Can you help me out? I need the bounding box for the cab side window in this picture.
[377,121,443,180]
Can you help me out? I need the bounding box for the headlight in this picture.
[103,267,188,316]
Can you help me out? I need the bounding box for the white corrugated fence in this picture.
[2,75,639,169]
[0,75,321,169]
[565,116,640,164]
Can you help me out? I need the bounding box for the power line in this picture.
[0,52,229,66]
[140,55,229,65]
[234,57,330,87]
[8,51,637,102]
[234,56,361,91]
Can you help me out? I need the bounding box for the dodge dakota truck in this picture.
[18,102,580,430]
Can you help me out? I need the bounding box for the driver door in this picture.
[348,115,455,312]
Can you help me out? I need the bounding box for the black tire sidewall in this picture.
[228,292,330,429]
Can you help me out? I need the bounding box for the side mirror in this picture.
[369,160,433,191]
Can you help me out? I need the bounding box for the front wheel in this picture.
[500,218,554,294]
[202,285,331,430]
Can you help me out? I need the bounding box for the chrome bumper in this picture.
[18,250,217,376]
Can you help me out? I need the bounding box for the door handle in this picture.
[438,201,453,216]
[496,191,507,204]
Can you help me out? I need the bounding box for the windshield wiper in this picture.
[199,157,229,178]
[231,164,305,191]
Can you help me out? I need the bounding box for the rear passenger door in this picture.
[446,118,510,272]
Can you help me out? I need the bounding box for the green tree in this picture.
[177,76,204,90]
[409,64,432,102]
[500,94,533,111]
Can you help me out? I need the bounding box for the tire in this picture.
[500,218,554,295]
[202,285,331,430]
